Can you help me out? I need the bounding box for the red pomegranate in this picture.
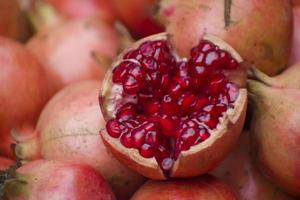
[27,17,119,93]
[112,0,163,39]
[100,33,248,179]
[0,157,13,170]
[43,0,116,23]
[0,37,51,157]
[14,81,146,200]
[131,175,238,200]
[212,132,295,200]
[159,0,292,76]
[1,160,116,200]
[248,65,300,197]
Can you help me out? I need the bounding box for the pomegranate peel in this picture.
[100,32,247,179]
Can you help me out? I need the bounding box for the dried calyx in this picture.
[100,33,247,179]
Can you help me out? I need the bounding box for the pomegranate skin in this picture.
[27,18,119,93]
[44,0,116,23]
[248,77,300,197]
[0,157,13,170]
[112,0,163,39]
[212,132,295,200]
[0,37,51,157]
[161,0,292,76]
[14,81,145,200]
[290,7,300,65]
[131,175,238,200]
[2,160,116,200]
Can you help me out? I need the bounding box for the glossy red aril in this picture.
[100,33,247,179]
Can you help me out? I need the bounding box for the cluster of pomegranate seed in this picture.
[106,39,240,172]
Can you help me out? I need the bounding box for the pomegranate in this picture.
[159,0,292,76]
[27,17,119,93]
[131,175,238,200]
[0,37,51,157]
[43,0,116,23]
[0,157,13,170]
[248,65,300,197]
[292,0,300,6]
[112,0,163,39]
[212,132,295,200]
[290,6,300,65]
[1,160,116,200]
[100,33,247,179]
[14,81,145,200]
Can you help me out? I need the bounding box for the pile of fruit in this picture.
[0,0,299,199]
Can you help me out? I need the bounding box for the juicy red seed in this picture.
[161,74,171,91]
[139,41,155,57]
[116,109,136,121]
[190,52,205,64]
[227,82,239,102]
[199,127,210,140]
[191,65,208,79]
[193,96,209,112]
[123,49,142,60]
[160,157,174,170]
[207,73,226,95]
[141,57,158,71]
[123,119,139,129]
[145,131,160,146]
[169,83,183,97]
[144,100,160,115]
[127,64,145,81]
[149,72,162,87]
[176,61,189,77]
[198,112,218,129]
[106,119,124,138]
[112,61,134,83]
[178,93,196,112]
[180,127,199,150]
[123,75,140,94]
[205,50,219,66]
[160,117,179,137]
[121,132,134,148]
[162,95,179,115]
[227,59,239,69]
[139,144,154,158]
[132,128,146,148]
[174,77,191,89]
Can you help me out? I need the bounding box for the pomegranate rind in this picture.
[100,32,247,179]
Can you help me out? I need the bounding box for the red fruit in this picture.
[131,175,238,200]
[14,81,145,200]
[112,0,163,39]
[292,0,300,6]
[100,33,247,179]
[1,160,116,200]
[212,132,295,200]
[0,157,13,170]
[0,37,51,157]
[27,18,119,93]
[159,0,292,76]
[248,66,300,197]
[290,6,300,65]
[0,0,31,41]
[44,0,116,22]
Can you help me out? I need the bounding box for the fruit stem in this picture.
[13,132,41,161]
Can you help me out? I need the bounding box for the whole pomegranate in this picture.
[248,65,300,197]
[131,175,238,200]
[14,81,145,200]
[0,157,13,170]
[290,6,300,65]
[1,160,116,200]
[0,37,51,157]
[0,0,30,41]
[43,0,116,23]
[100,33,248,179]
[159,0,292,76]
[27,17,119,93]
[112,0,163,39]
[212,132,295,200]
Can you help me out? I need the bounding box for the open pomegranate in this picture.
[100,33,247,179]
[0,157,13,170]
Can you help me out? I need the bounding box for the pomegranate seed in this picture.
[144,99,160,115]
[226,82,239,102]
[227,59,239,69]
[160,157,174,171]
[161,74,171,91]
[121,132,134,148]
[180,127,199,150]
[123,49,142,60]
[145,131,160,146]
[139,144,154,158]
[141,57,158,71]
[199,126,210,141]
[106,119,124,138]
[178,93,196,112]
[193,96,209,112]
[122,75,140,94]
[162,95,179,116]
[198,112,218,129]
[132,128,146,148]
[207,73,226,96]
[139,41,155,57]
[160,116,179,137]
